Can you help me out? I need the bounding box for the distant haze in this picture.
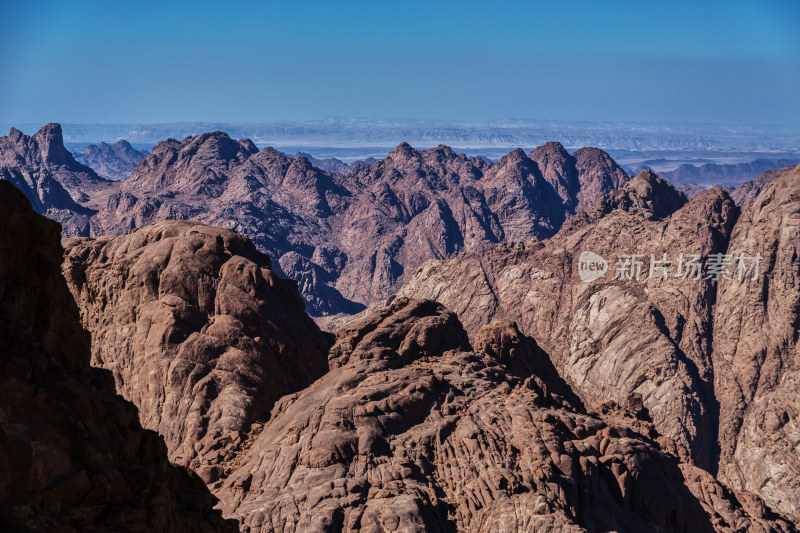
[1,0,799,126]
[4,120,800,159]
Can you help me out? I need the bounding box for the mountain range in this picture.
[72,139,149,181]
[658,158,800,185]
[397,164,800,521]
[1,124,631,316]
[2,122,800,530]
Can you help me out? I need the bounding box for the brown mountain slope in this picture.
[729,166,791,206]
[329,143,503,305]
[398,165,800,520]
[398,171,737,470]
[90,132,360,315]
[214,298,794,532]
[529,142,629,214]
[62,220,332,471]
[713,164,800,520]
[0,181,235,532]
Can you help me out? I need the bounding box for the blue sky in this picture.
[1,0,798,125]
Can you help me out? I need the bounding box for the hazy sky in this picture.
[2,0,799,125]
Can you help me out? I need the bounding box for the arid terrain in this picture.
[1,123,798,532]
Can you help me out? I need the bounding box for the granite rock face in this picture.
[528,142,629,215]
[399,164,800,521]
[62,220,332,469]
[712,165,800,520]
[0,180,235,532]
[214,298,794,532]
[398,171,738,470]
[73,140,149,181]
[330,143,503,306]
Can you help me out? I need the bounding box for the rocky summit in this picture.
[0,124,114,236]
[62,220,333,471]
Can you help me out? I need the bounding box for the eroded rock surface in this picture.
[0,180,235,532]
[215,298,793,532]
[399,171,738,469]
[399,165,800,522]
[62,220,332,469]
[713,165,800,520]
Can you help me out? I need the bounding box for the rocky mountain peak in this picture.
[8,127,24,142]
[428,143,459,160]
[388,141,418,161]
[73,139,149,180]
[589,169,686,220]
[0,123,111,236]
[183,131,258,164]
[328,297,470,368]
[529,141,579,211]
[34,122,68,163]
[572,146,614,163]
[125,131,258,194]
[627,169,687,215]
[1,122,73,167]
[253,145,288,162]
[530,140,570,159]
[62,219,332,469]
[496,147,533,167]
[239,137,258,153]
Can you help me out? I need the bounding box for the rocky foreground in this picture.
[3,170,796,531]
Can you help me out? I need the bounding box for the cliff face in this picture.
[0,181,235,532]
[712,165,800,520]
[399,171,735,470]
[62,220,332,470]
[398,164,800,522]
